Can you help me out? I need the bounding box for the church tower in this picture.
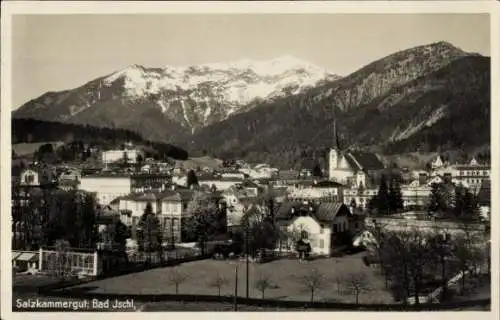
[328,120,342,181]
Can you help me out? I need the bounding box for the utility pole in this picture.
[234,263,239,311]
[245,221,250,299]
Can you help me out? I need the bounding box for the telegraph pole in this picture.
[234,263,239,311]
[245,221,250,299]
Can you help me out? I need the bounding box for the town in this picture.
[11,134,491,310]
[7,9,492,313]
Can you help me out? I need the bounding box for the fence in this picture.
[36,282,491,311]
[39,248,98,277]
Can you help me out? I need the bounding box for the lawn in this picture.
[68,253,394,304]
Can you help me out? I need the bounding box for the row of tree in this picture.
[163,266,374,304]
[12,187,99,250]
[366,174,482,221]
[366,175,404,215]
[366,222,490,304]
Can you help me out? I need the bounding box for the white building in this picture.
[239,166,278,180]
[102,149,144,164]
[20,169,40,186]
[198,176,244,191]
[275,201,354,256]
[79,174,132,205]
[287,180,344,202]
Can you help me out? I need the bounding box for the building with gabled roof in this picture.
[275,200,354,256]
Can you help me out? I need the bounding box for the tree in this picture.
[47,239,73,281]
[461,190,481,221]
[168,268,189,294]
[346,272,371,304]
[299,268,325,303]
[350,198,357,209]
[36,143,55,163]
[428,183,450,216]
[375,175,390,215]
[187,170,199,188]
[136,153,144,164]
[452,235,474,295]
[114,220,131,253]
[183,192,224,254]
[427,230,453,300]
[208,273,229,297]
[312,164,323,178]
[241,211,279,258]
[388,177,404,213]
[405,230,434,304]
[122,151,129,164]
[137,202,162,264]
[367,196,377,214]
[254,274,273,299]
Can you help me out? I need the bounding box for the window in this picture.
[319,224,324,234]
[333,224,338,233]
[319,239,324,249]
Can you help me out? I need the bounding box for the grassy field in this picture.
[68,254,394,304]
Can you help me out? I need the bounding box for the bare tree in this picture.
[346,272,371,304]
[254,274,273,299]
[365,221,391,287]
[208,273,229,297]
[335,276,343,296]
[452,235,474,295]
[168,268,189,294]
[428,229,454,300]
[300,268,325,303]
[406,229,434,305]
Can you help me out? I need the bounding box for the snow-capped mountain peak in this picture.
[100,56,339,123]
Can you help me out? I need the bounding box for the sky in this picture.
[11,13,490,109]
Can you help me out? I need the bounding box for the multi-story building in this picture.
[450,159,490,192]
[428,157,490,192]
[287,180,344,202]
[130,173,171,193]
[117,189,219,244]
[79,174,132,205]
[79,172,172,205]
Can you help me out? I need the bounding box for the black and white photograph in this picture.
[1,1,498,316]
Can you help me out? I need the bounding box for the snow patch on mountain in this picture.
[102,56,338,105]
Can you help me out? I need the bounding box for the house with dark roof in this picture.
[275,200,354,256]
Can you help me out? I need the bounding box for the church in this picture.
[327,121,385,188]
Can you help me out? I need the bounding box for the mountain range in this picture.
[13,41,490,168]
[13,56,339,139]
